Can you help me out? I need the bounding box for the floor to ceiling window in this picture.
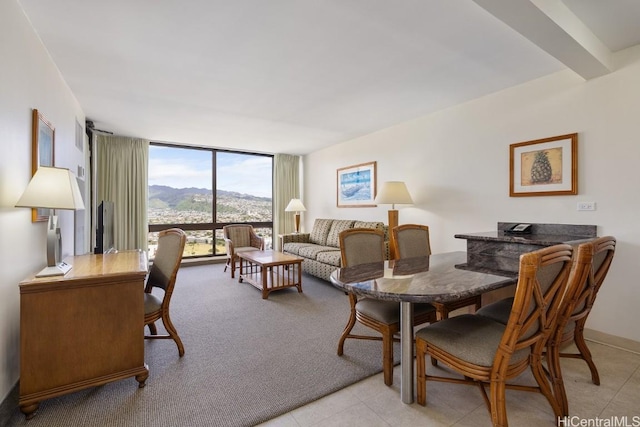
[148,143,273,259]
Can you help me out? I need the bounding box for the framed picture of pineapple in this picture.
[509,133,578,197]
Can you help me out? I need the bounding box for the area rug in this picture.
[6,263,395,427]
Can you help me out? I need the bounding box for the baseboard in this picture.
[0,381,18,426]
[180,257,226,267]
[584,328,640,354]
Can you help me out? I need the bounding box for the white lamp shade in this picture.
[374,181,413,206]
[285,198,306,212]
[16,166,85,210]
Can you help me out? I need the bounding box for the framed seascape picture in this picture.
[337,161,377,207]
[509,133,577,197]
[31,109,55,222]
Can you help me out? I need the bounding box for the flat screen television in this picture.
[94,200,115,254]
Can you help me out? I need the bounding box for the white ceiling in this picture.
[17,0,640,155]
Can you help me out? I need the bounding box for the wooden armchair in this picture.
[415,244,574,426]
[337,228,437,386]
[223,224,265,278]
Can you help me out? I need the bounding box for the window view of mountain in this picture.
[148,185,272,224]
[148,185,273,258]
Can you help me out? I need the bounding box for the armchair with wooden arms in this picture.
[223,224,265,278]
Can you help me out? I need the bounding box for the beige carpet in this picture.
[5,263,395,426]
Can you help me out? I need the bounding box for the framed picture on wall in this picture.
[31,109,55,222]
[509,133,577,197]
[337,161,377,207]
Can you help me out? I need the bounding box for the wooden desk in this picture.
[330,252,517,404]
[19,251,150,419]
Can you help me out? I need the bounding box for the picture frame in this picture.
[509,133,577,197]
[337,161,377,207]
[31,109,55,222]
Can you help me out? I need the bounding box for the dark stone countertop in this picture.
[454,231,594,247]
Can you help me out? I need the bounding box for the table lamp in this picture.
[15,166,85,277]
[374,181,413,259]
[285,198,306,233]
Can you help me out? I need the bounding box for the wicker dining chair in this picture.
[546,236,616,415]
[476,236,617,415]
[393,224,482,319]
[144,228,187,357]
[415,244,574,427]
[337,228,437,386]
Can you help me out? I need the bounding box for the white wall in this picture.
[0,0,85,402]
[304,46,640,344]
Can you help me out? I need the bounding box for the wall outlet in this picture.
[577,202,596,211]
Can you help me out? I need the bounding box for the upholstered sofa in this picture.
[281,218,388,281]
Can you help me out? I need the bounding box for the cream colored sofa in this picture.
[281,218,388,281]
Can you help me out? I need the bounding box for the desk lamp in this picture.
[374,181,413,259]
[16,166,85,277]
[285,198,306,233]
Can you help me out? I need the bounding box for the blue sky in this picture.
[148,146,272,198]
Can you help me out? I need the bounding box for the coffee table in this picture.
[237,250,303,299]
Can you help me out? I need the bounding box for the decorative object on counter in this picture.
[375,181,414,260]
[510,133,577,197]
[15,166,85,277]
[285,198,306,233]
[31,109,55,222]
[337,161,376,207]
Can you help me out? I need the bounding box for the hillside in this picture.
[148,185,272,224]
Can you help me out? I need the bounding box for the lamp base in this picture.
[35,261,72,278]
[294,212,301,234]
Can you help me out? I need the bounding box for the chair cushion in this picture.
[298,245,338,260]
[283,242,316,256]
[475,297,514,325]
[326,220,356,247]
[415,314,530,367]
[234,246,261,255]
[356,299,437,325]
[309,219,334,245]
[144,293,162,315]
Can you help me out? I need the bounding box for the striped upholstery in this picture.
[281,218,388,281]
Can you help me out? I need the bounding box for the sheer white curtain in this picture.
[95,135,149,251]
[273,154,301,248]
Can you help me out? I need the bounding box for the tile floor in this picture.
[258,341,640,426]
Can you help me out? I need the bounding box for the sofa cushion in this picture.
[326,220,356,247]
[283,242,316,256]
[309,219,333,245]
[353,220,384,230]
[315,249,342,267]
[354,221,387,239]
[298,245,337,260]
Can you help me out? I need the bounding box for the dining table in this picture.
[329,251,518,404]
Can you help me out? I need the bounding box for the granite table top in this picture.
[329,251,517,304]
